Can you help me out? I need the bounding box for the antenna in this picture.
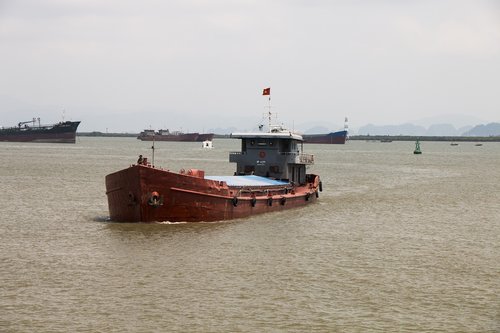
[267,93,276,132]
[344,116,349,140]
[151,133,155,167]
[267,98,272,132]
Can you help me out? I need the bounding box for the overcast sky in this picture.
[1,0,499,132]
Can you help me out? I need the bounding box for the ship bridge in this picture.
[229,131,314,184]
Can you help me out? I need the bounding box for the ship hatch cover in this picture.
[205,175,289,187]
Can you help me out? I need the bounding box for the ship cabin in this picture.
[229,127,314,185]
[141,129,156,137]
[158,129,171,135]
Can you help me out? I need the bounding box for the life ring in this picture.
[232,196,239,207]
[148,191,161,206]
[280,197,286,205]
[259,151,266,158]
[251,197,257,207]
[179,168,185,174]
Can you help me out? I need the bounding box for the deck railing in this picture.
[229,151,314,164]
[290,153,314,164]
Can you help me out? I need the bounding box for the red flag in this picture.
[262,87,271,96]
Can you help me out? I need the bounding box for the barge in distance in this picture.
[137,129,214,142]
[0,118,81,143]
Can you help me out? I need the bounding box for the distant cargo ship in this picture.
[302,130,348,144]
[302,117,349,144]
[0,118,81,143]
[137,129,214,142]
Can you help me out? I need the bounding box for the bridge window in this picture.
[269,165,280,173]
[244,165,255,174]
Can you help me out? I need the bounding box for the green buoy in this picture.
[414,139,422,154]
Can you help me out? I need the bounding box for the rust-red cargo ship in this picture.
[137,129,214,142]
[106,123,321,222]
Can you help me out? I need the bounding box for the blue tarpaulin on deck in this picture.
[205,175,289,187]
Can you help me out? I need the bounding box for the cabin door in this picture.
[290,165,299,183]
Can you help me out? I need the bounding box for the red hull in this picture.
[138,133,214,142]
[106,165,320,222]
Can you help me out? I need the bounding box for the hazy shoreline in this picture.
[77,132,500,142]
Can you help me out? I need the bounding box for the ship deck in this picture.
[205,175,289,187]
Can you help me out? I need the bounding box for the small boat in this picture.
[0,118,80,143]
[450,143,459,146]
[475,143,483,146]
[414,139,422,154]
[106,111,321,222]
[202,140,213,149]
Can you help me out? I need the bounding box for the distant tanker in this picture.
[0,118,80,143]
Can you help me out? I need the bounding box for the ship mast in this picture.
[263,87,272,132]
[151,133,155,167]
[268,112,272,133]
[344,117,349,141]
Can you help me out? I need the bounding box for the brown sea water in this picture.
[0,137,499,332]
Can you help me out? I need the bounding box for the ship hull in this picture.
[105,165,320,223]
[138,133,214,142]
[303,130,347,144]
[0,121,81,143]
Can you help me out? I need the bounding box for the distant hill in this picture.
[462,123,500,136]
[303,126,330,134]
[203,122,500,136]
[458,125,474,134]
[426,123,460,136]
[410,114,486,129]
[358,123,427,136]
[356,122,498,136]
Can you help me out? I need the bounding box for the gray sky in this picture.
[1,0,499,132]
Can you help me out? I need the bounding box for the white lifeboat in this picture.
[202,140,213,149]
